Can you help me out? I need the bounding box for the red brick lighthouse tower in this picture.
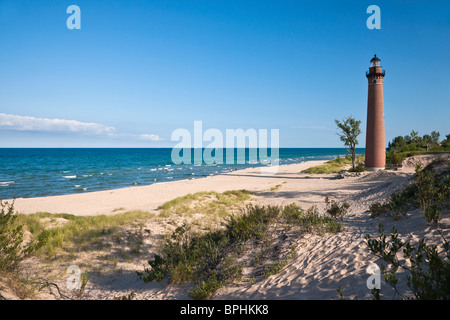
[365,54,386,170]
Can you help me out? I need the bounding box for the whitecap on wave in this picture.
[0,181,15,187]
[63,175,77,179]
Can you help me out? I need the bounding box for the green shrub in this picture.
[325,197,350,220]
[415,166,439,212]
[368,202,390,217]
[388,192,410,220]
[386,151,404,166]
[377,160,449,222]
[439,176,450,210]
[226,205,280,242]
[282,204,344,233]
[262,246,296,278]
[0,200,45,272]
[188,273,224,299]
[413,163,450,224]
[281,203,303,223]
[140,203,344,298]
[366,224,450,300]
[364,159,450,299]
[301,155,365,174]
[348,165,369,172]
[423,205,441,225]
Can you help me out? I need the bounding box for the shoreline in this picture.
[0,148,363,200]
[10,160,328,216]
[4,154,448,300]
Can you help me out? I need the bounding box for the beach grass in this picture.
[6,190,253,272]
[367,158,450,221]
[300,155,365,174]
[0,209,156,299]
[140,202,345,299]
[157,190,253,219]
[270,182,286,191]
[14,210,155,258]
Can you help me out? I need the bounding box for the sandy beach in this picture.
[2,156,449,300]
[11,160,330,216]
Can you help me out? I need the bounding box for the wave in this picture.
[0,148,357,198]
[0,181,15,187]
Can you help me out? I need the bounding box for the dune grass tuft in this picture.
[140,203,345,299]
[301,155,365,174]
[13,210,155,258]
[157,190,253,219]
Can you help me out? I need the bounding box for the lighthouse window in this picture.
[372,80,377,83]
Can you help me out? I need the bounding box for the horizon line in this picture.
[0,146,367,149]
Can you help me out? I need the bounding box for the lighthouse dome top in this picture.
[370,54,381,67]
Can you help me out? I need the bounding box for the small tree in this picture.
[410,130,421,144]
[335,116,361,170]
[423,131,440,152]
[443,134,450,149]
[431,131,440,145]
[422,134,433,152]
[387,136,406,152]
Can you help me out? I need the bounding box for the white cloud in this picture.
[0,113,163,142]
[0,113,116,135]
[139,133,163,141]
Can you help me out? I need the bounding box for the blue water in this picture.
[0,148,364,199]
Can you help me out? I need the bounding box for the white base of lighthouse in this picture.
[365,167,385,171]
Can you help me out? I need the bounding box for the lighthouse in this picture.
[365,54,386,170]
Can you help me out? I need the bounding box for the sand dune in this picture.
[3,158,449,300]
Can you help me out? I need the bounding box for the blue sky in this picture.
[0,0,449,147]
